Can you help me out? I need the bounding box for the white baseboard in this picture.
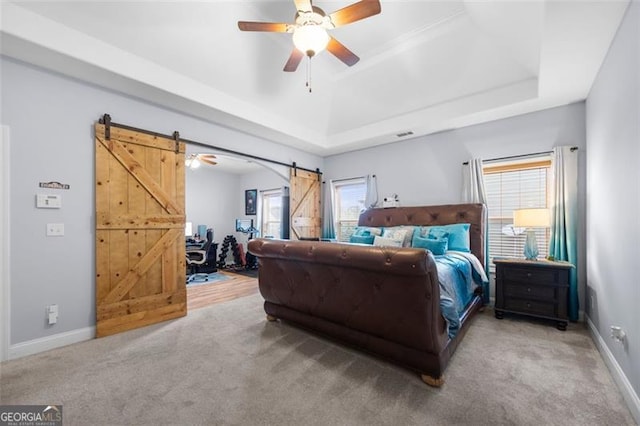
[8,327,95,360]
[586,315,640,424]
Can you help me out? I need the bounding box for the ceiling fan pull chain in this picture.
[306,56,312,93]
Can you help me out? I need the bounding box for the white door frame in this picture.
[1,125,10,361]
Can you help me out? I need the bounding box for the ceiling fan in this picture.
[238,0,381,72]
[185,154,217,169]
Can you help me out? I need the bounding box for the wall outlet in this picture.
[47,304,58,325]
[46,223,64,237]
[610,325,626,344]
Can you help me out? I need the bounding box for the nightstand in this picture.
[494,259,573,330]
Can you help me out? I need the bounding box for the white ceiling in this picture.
[0,0,629,156]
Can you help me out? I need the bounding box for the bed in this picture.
[248,203,487,386]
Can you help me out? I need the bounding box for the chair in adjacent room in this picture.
[186,229,216,275]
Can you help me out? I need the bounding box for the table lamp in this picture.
[513,208,550,260]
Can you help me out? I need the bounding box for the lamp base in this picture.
[523,229,539,260]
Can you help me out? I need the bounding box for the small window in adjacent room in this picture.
[260,188,282,238]
[483,156,551,267]
[332,177,366,242]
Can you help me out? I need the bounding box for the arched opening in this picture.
[183,145,290,308]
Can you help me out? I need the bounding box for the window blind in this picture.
[484,163,550,265]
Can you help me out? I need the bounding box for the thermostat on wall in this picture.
[36,193,62,209]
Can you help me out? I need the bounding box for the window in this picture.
[484,157,551,266]
[260,189,282,239]
[332,177,366,242]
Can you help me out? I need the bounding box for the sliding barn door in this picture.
[95,122,186,337]
[289,168,321,239]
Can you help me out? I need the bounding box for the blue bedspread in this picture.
[434,252,487,338]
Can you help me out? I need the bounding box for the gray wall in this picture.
[238,168,289,246]
[1,56,322,345]
[586,1,639,402]
[185,166,240,244]
[324,102,587,308]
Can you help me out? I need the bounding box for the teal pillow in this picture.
[426,223,471,252]
[412,234,448,255]
[349,234,375,245]
[412,227,449,243]
[428,228,449,240]
[352,226,383,237]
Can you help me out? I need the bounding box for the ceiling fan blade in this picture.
[283,48,304,72]
[329,0,381,28]
[237,21,289,32]
[200,158,217,166]
[294,0,313,13]
[327,37,360,67]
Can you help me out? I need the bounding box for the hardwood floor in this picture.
[186,270,259,311]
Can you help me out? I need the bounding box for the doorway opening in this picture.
[183,148,289,310]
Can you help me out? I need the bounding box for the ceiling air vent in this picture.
[396,131,414,138]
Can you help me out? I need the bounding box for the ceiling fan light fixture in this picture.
[292,25,329,56]
[185,155,202,169]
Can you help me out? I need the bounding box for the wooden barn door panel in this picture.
[289,168,321,240]
[95,123,186,338]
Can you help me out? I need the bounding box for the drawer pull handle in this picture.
[526,303,531,308]
[527,273,532,278]
[527,287,531,292]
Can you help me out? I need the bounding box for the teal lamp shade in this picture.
[513,208,550,260]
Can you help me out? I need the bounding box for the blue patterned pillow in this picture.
[412,234,449,255]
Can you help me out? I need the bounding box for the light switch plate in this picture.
[46,223,64,237]
[36,193,62,209]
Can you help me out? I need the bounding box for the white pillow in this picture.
[382,226,414,247]
[373,235,403,247]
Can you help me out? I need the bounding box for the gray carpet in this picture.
[0,294,635,426]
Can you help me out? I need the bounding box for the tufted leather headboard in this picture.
[358,203,487,267]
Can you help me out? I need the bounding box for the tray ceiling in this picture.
[0,1,629,155]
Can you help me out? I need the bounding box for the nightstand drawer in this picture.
[503,298,556,318]
[503,267,557,284]
[504,283,556,300]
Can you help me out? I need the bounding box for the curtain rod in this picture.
[323,174,376,184]
[98,114,322,175]
[462,147,578,165]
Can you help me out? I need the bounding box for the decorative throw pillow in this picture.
[352,226,383,237]
[417,223,471,252]
[412,234,448,255]
[373,235,403,247]
[428,228,449,240]
[349,234,375,245]
[382,226,414,247]
[413,226,448,240]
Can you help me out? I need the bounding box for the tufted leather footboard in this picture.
[247,203,486,384]
[247,238,482,381]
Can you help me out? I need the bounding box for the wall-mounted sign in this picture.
[39,181,70,190]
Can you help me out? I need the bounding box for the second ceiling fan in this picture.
[185,154,217,169]
[238,0,381,72]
